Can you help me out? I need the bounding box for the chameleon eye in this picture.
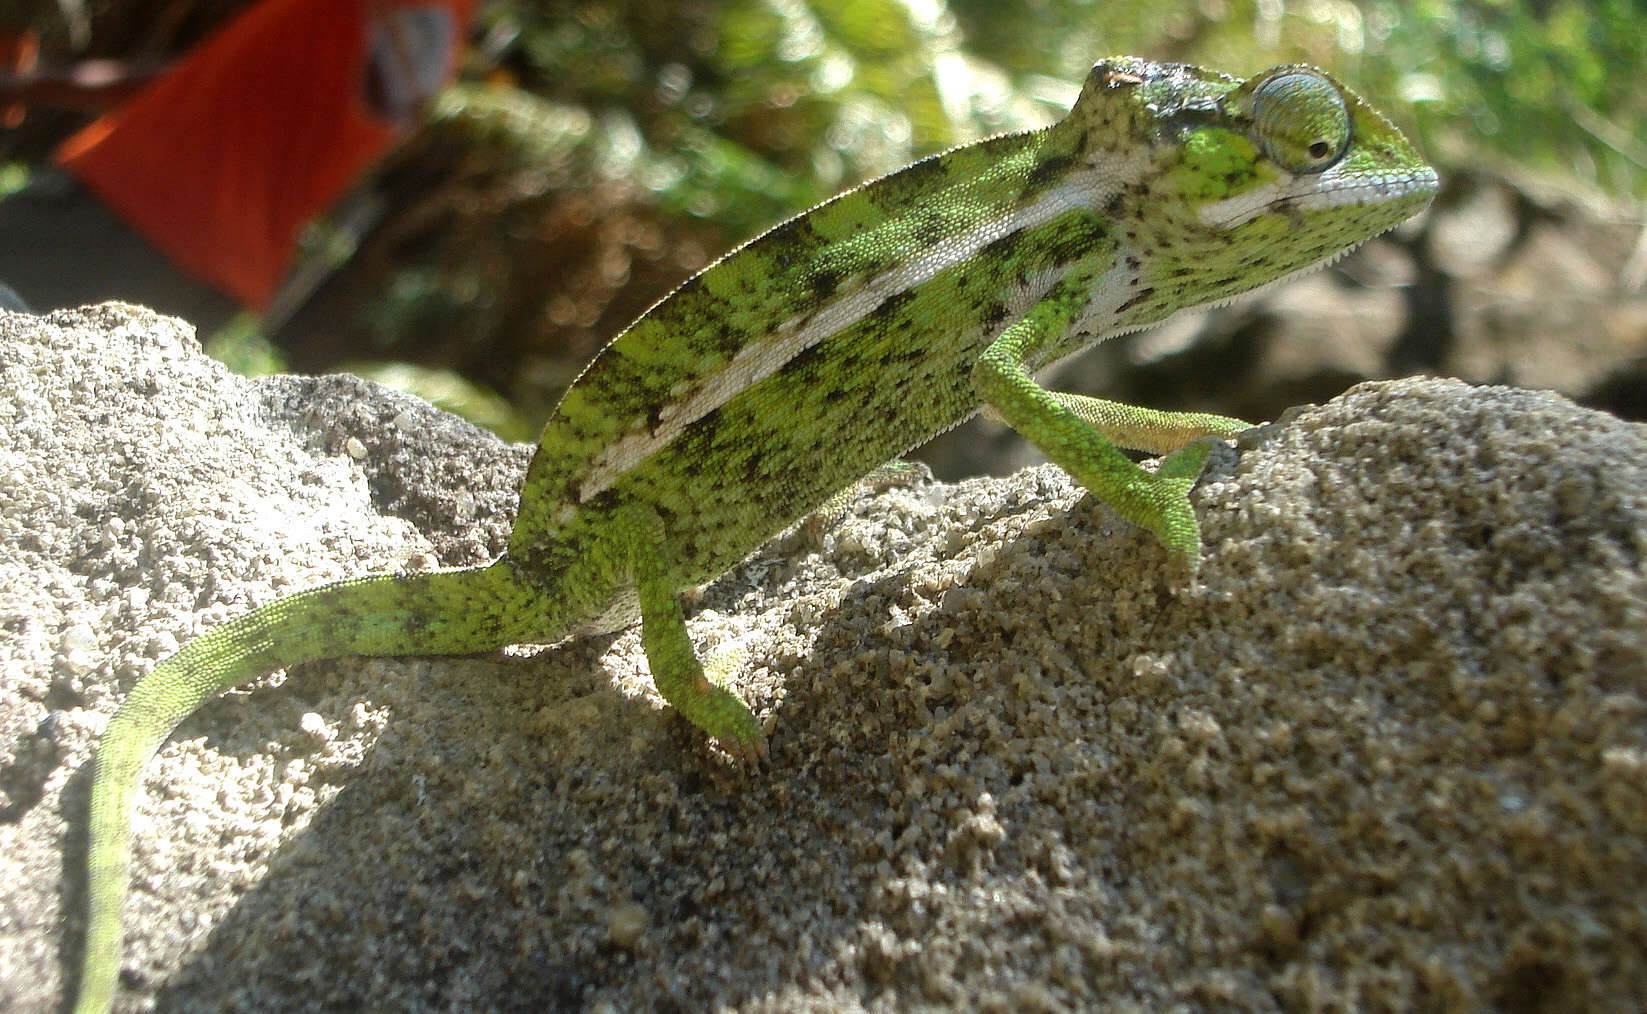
[1249,69,1351,174]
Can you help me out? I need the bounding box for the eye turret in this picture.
[1248,69,1351,174]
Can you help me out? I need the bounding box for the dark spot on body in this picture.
[874,289,918,320]
[1043,226,1095,264]
[777,339,832,379]
[982,230,1023,261]
[913,211,947,247]
[1026,155,1076,192]
[888,342,929,366]
[809,269,844,301]
[888,313,920,335]
[755,217,823,272]
[1115,287,1155,313]
[891,150,952,189]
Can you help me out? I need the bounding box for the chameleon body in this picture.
[75,58,1435,1012]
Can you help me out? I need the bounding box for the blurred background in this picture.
[3,0,1642,480]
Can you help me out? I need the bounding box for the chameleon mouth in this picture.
[1294,165,1440,211]
[1200,165,1439,229]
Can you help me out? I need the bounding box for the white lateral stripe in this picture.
[576,171,1117,502]
[1196,178,1288,229]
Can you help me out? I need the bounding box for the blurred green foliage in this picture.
[463,0,1641,215]
[206,0,1641,433]
[0,162,28,198]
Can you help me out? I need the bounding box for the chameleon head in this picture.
[1067,57,1439,318]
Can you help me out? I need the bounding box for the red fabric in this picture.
[55,0,474,308]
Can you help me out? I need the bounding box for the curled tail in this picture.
[75,561,540,1014]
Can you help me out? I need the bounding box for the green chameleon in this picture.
[74,57,1435,1012]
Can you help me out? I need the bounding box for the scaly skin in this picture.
[74,58,1435,1013]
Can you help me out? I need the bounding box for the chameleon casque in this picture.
[74,57,1436,1011]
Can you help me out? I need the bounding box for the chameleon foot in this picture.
[1141,436,1225,572]
[702,639,768,765]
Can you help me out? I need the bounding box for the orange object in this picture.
[55,0,475,308]
[1,29,40,126]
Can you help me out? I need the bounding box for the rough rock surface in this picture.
[2,304,1643,1012]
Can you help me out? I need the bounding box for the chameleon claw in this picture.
[717,726,769,767]
[690,639,767,765]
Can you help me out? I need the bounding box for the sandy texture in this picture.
[2,304,1643,1012]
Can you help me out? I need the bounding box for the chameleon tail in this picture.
[75,561,538,1014]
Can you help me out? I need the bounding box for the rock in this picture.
[2,303,1643,1011]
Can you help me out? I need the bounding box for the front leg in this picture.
[972,282,1241,572]
[618,504,767,763]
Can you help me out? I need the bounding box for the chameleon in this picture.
[73,57,1436,1012]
